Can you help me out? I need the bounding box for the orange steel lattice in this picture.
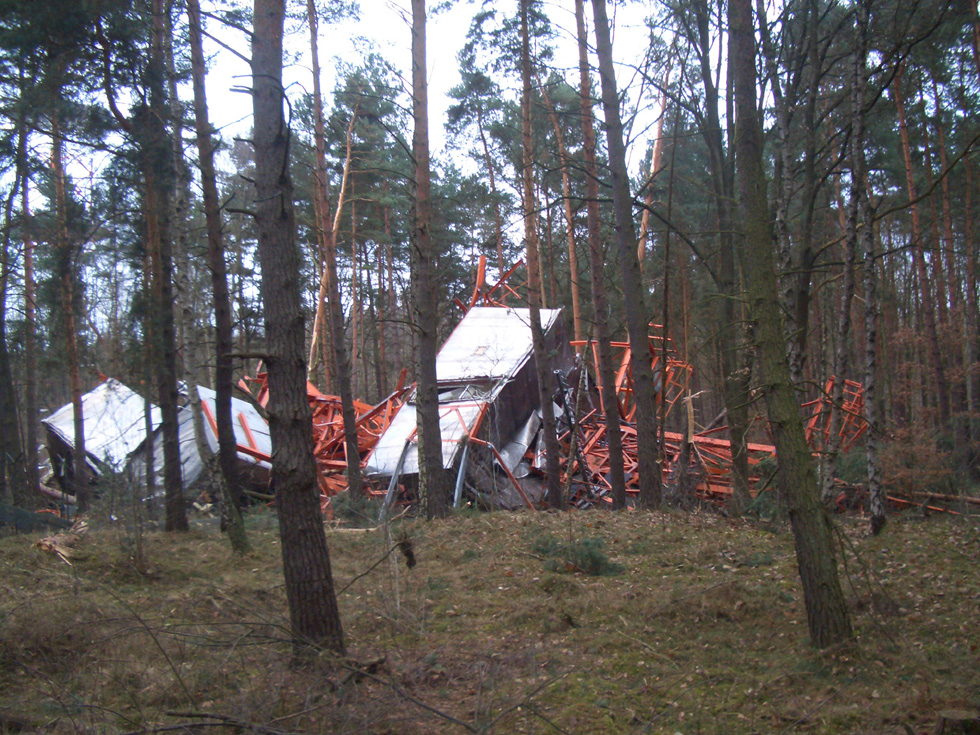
[570,325,692,424]
[558,340,868,508]
[239,371,409,514]
[454,256,529,312]
[240,257,869,514]
[803,377,868,454]
[452,257,869,509]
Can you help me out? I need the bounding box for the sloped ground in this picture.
[0,505,977,734]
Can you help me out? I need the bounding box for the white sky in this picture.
[202,0,660,170]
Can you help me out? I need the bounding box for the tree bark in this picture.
[17,101,39,502]
[187,0,248,553]
[864,207,884,535]
[691,0,751,512]
[165,3,197,388]
[575,0,625,509]
[411,0,449,519]
[591,0,662,508]
[521,0,562,508]
[848,0,885,535]
[965,158,979,456]
[146,0,186,532]
[51,108,89,512]
[536,74,583,349]
[252,0,345,655]
[0,181,30,507]
[729,0,853,648]
[892,65,950,430]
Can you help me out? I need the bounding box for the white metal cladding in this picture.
[42,378,161,471]
[364,307,561,478]
[435,307,562,383]
[195,385,272,468]
[364,401,485,477]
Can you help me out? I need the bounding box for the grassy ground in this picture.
[1,505,978,734]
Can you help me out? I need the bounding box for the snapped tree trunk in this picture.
[306,0,364,499]
[252,0,345,655]
[729,0,852,648]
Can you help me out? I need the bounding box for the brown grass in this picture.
[1,506,978,734]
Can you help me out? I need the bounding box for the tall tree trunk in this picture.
[892,65,950,431]
[965,157,979,458]
[591,0,662,508]
[0,182,30,507]
[146,0,186,532]
[521,0,561,507]
[410,0,449,518]
[51,108,89,511]
[850,0,884,533]
[476,108,506,276]
[575,0,625,508]
[377,207,389,396]
[730,0,852,648]
[933,83,970,439]
[821,123,862,503]
[252,0,345,655]
[636,77,668,278]
[932,84,959,315]
[864,199,884,534]
[165,2,197,386]
[921,121,949,327]
[692,0,751,512]
[537,74,584,349]
[350,193,360,396]
[187,0,248,553]
[142,253,157,518]
[17,101,39,501]
[305,0,335,394]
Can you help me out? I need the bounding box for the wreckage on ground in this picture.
[365,305,571,510]
[42,379,272,506]
[357,259,870,512]
[40,259,872,517]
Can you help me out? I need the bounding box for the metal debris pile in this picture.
[41,258,873,516]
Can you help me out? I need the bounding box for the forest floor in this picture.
[1,501,978,735]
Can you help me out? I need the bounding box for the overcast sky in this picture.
[202,0,659,168]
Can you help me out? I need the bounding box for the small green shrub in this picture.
[330,490,378,527]
[531,534,623,576]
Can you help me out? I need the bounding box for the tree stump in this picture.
[935,710,980,735]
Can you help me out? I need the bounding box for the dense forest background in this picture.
[1,0,978,508]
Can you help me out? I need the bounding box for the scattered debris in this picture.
[365,304,570,510]
[37,259,875,518]
[34,519,89,563]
